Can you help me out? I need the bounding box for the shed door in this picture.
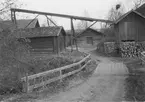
[86,37,93,45]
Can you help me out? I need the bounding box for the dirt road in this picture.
[36,50,128,102]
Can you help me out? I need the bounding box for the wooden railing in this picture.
[21,54,91,93]
[141,51,145,64]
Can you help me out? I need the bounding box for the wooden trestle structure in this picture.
[11,8,113,50]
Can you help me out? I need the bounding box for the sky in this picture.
[18,0,135,30]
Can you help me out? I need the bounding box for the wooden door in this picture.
[86,37,93,45]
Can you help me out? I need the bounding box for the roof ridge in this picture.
[114,9,145,24]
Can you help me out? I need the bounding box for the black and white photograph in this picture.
[0,0,145,102]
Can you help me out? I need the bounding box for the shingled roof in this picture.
[12,26,66,38]
[0,19,40,32]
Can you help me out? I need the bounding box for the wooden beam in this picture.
[11,11,17,28]
[45,15,49,26]
[25,15,39,28]
[46,16,57,26]
[71,18,78,51]
[11,8,113,23]
[75,21,97,38]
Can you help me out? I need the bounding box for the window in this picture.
[86,37,93,45]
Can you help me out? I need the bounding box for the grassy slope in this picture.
[125,60,145,101]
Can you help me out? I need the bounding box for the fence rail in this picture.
[21,54,91,93]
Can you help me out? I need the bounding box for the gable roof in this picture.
[66,29,82,36]
[114,10,145,24]
[0,19,40,32]
[12,26,66,38]
[77,28,104,37]
[135,3,145,16]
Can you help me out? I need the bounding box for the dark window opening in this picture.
[86,37,93,45]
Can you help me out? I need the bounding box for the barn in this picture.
[13,26,66,54]
[114,10,145,42]
[76,28,104,47]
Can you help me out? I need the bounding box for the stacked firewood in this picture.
[104,42,116,54]
[120,42,145,58]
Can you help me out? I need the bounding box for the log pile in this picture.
[104,42,116,54]
[120,42,145,58]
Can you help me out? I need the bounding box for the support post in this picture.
[71,18,78,51]
[25,15,39,28]
[46,16,57,26]
[45,15,49,26]
[11,11,17,28]
[25,73,29,93]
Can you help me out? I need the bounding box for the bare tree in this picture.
[107,3,125,21]
[133,0,145,9]
[0,0,23,20]
[100,3,125,39]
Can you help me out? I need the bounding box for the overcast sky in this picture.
[18,0,135,30]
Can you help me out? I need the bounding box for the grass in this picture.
[1,60,98,102]
[125,61,145,101]
[0,50,87,100]
[27,50,87,76]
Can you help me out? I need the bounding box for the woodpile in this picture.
[97,41,145,58]
[104,42,116,54]
[120,42,145,58]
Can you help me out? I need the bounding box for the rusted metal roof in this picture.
[12,26,66,38]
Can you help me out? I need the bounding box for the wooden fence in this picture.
[141,51,145,64]
[21,54,91,93]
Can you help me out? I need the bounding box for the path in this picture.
[36,48,129,102]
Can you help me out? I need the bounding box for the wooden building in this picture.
[76,28,104,47]
[13,26,66,54]
[114,10,145,42]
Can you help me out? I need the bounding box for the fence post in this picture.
[60,70,63,83]
[25,73,29,93]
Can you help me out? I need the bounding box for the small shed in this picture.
[76,28,104,47]
[13,26,66,54]
[114,10,145,42]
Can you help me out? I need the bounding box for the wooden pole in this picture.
[11,11,17,29]
[45,15,49,26]
[71,18,78,51]
[46,16,57,26]
[25,73,29,93]
[11,8,113,23]
[25,15,39,28]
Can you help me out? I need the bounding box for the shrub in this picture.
[0,31,30,95]
[28,56,74,74]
